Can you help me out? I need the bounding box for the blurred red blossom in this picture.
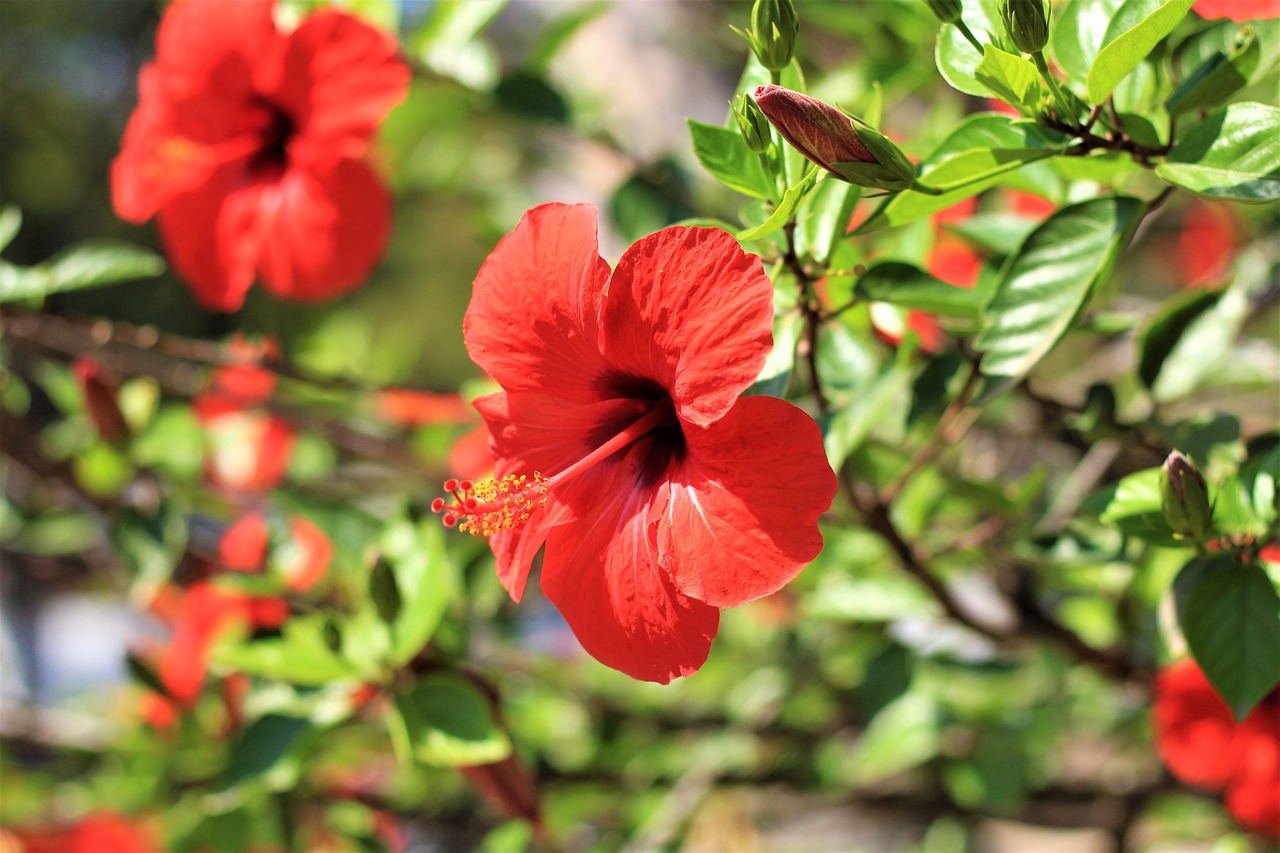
[219,512,331,592]
[1192,0,1280,20]
[375,389,475,427]
[143,580,289,725]
[436,203,835,682]
[194,357,296,494]
[1152,659,1280,839]
[1175,200,1243,288]
[111,0,409,311]
[6,812,163,853]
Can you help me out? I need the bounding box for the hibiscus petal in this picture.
[1153,659,1241,788]
[264,9,409,163]
[154,0,275,113]
[653,395,833,608]
[602,225,774,427]
[540,443,719,683]
[254,159,392,302]
[465,204,612,401]
[156,162,265,311]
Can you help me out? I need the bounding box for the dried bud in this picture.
[926,0,964,24]
[1162,451,1213,540]
[749,0,799,72]
[753,85,915,191]
[1000,0,1049,54]
[733,94,772,154]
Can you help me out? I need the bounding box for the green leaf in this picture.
[946,212,1044,255]
[975,44,1043,112]
[1087,0,1194,105]
[1053,0,1126,82]
[935,0,1001,97]
[824,356,912,472]
[395,673,511,767]
[0,240,165,303]
[220,714,311,791]
[686,119,773,200]
[737,167,818,242]
[213,615,357,685]
[1147,282,1250,401]
[854,262,984,318]
[525,1,609,73]
[0,206,20,253]
[975,196,1142,378]
[1167,24,1262,116]
[1156,102,1280,202]
[794,175,861,265]
[379,518,456,666]
[868,115,1062,229]
[1083,466,1182,545]
[1176,556,1280,720]
[849,693,941,784]
[1137,287,1220,389]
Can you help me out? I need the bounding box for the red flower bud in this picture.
[753,84,877,170]
[72,357,128,444]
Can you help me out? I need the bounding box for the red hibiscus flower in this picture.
[111,0,409,311]
[1192,0,1280,21]
[434,204,835,682]
[1152,659,1280,839]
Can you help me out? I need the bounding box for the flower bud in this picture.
[753,85,916,191]
[733,94,772,154]
[72,357,128,444]
[1000,0,1049,54]
[926,0,964,24]
[749,0,799,72]
[1162,451,1213,540]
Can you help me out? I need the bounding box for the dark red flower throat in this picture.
[433,397,678,536]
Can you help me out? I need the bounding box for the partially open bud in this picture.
[733,93,772,154]
[748,0,799,72]
[753,85,916,191]
[926,0,964,24]
[1001,0,1050,54]
[72,357,128,444]
[1162,451,1213,540]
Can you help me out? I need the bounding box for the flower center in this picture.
[432,403,675,536]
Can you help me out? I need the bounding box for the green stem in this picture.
[953,20,984,53]
[1032,51,1077,125]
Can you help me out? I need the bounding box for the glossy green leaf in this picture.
[379,518,456,666]
[976,196,1142,378]
[1087,0,1194,104]
[687,119,773,200]
[975,44,1042,112]
[0,240,165,303]
[1137,287,1220,389]
[869,115,1062,228]
[946,212,1044,255]
[1176,556,1280,720]
[854,262,984,317]
[0,206,20,252]
[794,174,861,265]
[737,167,818,241]
[214,615,357,685]
[395,673,511,767]
[1156,102,1280,202]
[220,714,311,791]
[824,356,912,472]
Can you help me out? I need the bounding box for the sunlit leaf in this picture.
[1156,102,1280,202]
[1086,0,1194,105]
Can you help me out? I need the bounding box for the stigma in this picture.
[431,474,549,536]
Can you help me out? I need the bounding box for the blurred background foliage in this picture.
[1,0,1278,851]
